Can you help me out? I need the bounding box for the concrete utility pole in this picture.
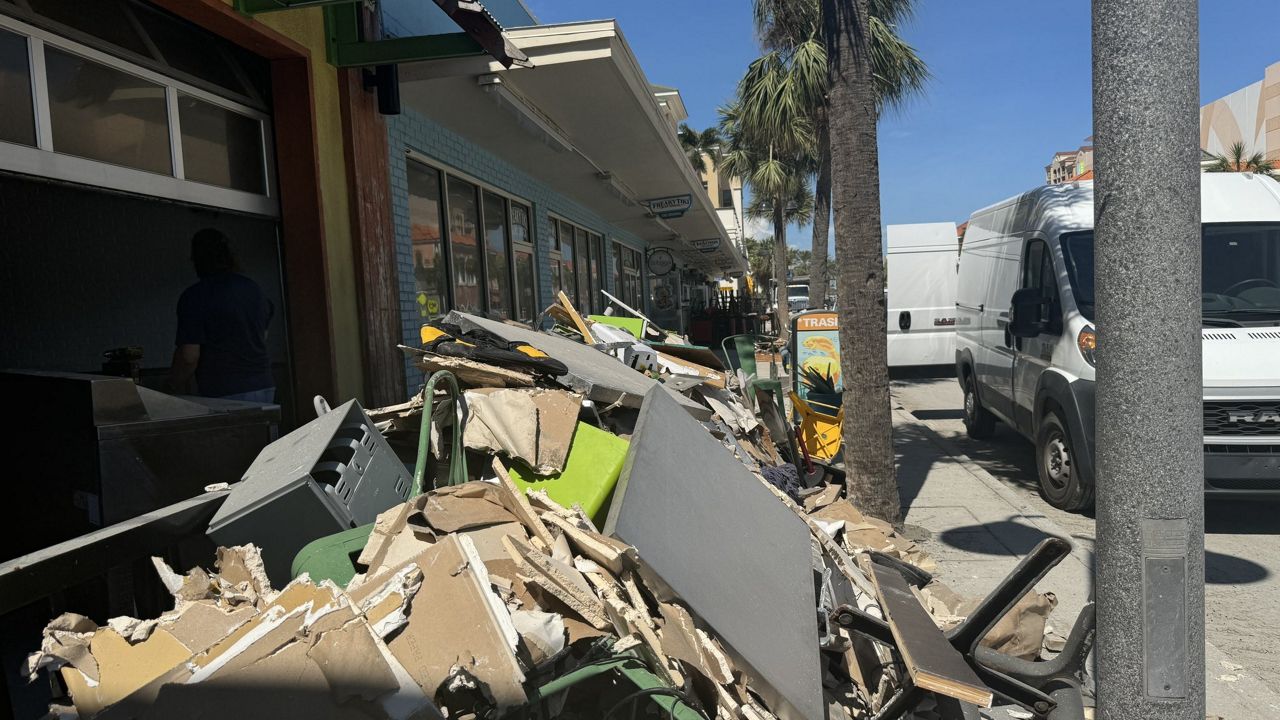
[1093,1,1205,718]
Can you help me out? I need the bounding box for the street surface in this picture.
[891,376,1280,687]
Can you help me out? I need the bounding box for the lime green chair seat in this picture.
[510,421,629,528]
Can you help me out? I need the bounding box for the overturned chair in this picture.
[833,537,1094,720]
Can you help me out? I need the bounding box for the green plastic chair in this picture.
[720,334,783,415]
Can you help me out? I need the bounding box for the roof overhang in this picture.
[399,20,746,277]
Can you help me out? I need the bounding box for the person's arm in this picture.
[167,344,200,394]
[169,287,204,394]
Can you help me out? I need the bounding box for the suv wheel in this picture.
[1036,410,1094,511]
[962,372,996,439]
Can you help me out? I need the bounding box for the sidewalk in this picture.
[891,406,1280,719]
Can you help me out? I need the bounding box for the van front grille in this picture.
[1204,402,1280,437]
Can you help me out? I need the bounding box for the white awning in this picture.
[399,20,746,277]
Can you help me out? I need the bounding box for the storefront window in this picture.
[614,242,643,311]
[0,29,35,147]
[447,175,482,312]
[178,93,266,193]
[511,202,536,322]
[559,220,576,305]
[575,226,590,312]
[482,190,511,319]
[45,47,171,175]
[589,233,603,314]
[408,161,447,318]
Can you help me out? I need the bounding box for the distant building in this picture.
[1044,140,1094,184]
[1201,62,1280,161]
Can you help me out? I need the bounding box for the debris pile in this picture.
[21,293,1073,720]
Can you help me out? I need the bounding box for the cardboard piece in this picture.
[605,386,823,720]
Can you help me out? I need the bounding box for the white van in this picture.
[886,222,959,367]
[956,173,1280,511]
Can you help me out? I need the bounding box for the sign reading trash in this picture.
[792,310,842,405]
[641,193,692,218]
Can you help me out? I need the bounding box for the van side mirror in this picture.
[1010,288,1047,338]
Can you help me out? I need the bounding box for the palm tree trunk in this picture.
[810,101,831,307]
[772,199,791,345]
[823,0,900,525]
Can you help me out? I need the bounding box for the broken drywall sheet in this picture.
[502,535,610,631]
[463,388,580,475]
[421,482,521,534]
[59,627,193,719]
[605,386,824,720]
[364,535,528,710]
[444,311,708,417]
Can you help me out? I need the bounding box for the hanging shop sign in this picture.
[646,247,675,276]
[642,194,693,219]
[691,237,721,253]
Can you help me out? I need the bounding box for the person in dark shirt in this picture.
[167,228,275,402]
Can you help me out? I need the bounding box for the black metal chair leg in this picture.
[947,537,1072,653]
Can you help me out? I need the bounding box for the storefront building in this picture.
[0,0,390,424]
[382,8,746,386]
[0,0,746,414]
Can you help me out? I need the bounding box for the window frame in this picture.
[613,240,644,311]
[549,214,605,314]
[406,151,537,322]
[0,11,276,216]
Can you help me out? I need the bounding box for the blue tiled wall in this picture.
[387,109,649,393]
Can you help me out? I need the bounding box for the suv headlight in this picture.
[1077,325,1097,366]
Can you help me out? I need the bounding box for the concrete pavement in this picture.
[890,377,1280,718]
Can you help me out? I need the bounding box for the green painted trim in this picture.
[235,0,352,15]
[333,32,485,68]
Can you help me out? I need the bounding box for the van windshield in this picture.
[1060,225,1280,323]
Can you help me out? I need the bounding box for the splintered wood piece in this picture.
[556,290,595,344]
[502,534,610,630]
[862,557,994,708]
[491,457,556,548]
[542,513,626,575]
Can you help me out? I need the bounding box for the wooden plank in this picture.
[864,558,994,708]
[557,290,595,344]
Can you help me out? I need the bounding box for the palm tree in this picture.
[750,0,927,309]
[821,0,921,525]
[1207,141,1276,174]
[719,99,816,344]
[677,124,722,175]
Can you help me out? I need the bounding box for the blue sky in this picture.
[523,1,1280,251]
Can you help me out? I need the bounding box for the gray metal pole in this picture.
[1093,0,1205,718]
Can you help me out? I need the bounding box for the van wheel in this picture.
[962,373,996,439]
[1036,410,1094,511]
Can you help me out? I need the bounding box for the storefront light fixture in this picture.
[478,74,573,153]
